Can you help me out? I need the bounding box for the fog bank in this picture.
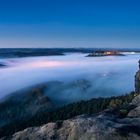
[0,53,139,101]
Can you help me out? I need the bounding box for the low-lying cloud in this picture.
[0,53,139,102]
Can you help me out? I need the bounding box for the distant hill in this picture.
[0,48,140,58]
[0,83,54,129]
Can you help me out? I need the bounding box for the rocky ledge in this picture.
[1,93,140,140]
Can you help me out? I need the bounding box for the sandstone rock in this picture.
[2,111,140,140]
[131,95,140,106]
[135,60,140,94]
[128,106,140,117]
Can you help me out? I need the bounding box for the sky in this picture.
[0,0,140,48]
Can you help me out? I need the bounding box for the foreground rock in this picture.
[2,94,140,140]
[1,101,140,140]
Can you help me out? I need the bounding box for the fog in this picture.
[0,53,139,102]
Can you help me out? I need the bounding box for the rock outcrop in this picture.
[135,71,140,94]
[1,98,140,139]
[1,104,140,140]
[135,60,140,94]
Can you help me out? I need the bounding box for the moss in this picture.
[119,109,128,117]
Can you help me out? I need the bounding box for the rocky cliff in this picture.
[135,71,140,93]
[1,94,140,140]
[135,60,140,94]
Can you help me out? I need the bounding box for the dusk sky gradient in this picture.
[0,0,140,48]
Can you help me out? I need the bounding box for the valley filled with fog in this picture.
[0,53,139,103]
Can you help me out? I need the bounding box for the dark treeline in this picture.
[1,48,140,58]
[0,92,136,138]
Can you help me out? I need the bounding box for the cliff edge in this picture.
[135,60,140,94]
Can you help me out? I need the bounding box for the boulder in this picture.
[2,112,140,140]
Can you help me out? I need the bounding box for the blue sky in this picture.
[0,0,140,48]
